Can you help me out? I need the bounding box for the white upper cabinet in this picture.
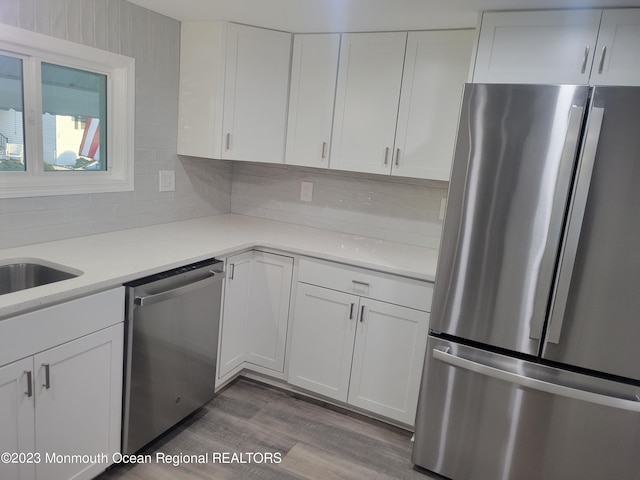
[178,22,292,162]
[285,34,341,168]
[330,32,407,175]
[590,9,640,86]
[473,9,640,86]
[473,10,603,84]
[223,24,292,162]
[393,30,474,180]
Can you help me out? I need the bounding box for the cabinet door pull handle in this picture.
[228,263,235,280]
[321,142,328,159]
[352,280,370,287]
[395,148,400,167]
[25,370,33,397]
[43,364,50,389]
[349,302,355,320]
[226,133,232,151]
[359,305,365,323]
[581,45,590,74]
[598,45,607,74]
[384,147,390,166]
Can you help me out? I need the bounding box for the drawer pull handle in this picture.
[359,305,365,323]
[349,303,355,320]
[352,280,370,287]
[43,364,50,389]
[25,370,33,397]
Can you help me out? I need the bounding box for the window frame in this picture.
[0,24,135,199]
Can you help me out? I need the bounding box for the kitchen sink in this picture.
[0,261,81,295]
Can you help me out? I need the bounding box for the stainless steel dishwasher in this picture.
[122,258,224,454]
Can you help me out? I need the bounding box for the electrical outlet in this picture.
[439,197,447,220]
[159,170,175,192]
[300,181,313,202]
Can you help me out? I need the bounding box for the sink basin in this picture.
[0,261,81,295]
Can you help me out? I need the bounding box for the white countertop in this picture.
[0,214,438,319]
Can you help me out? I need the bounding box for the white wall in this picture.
[0,0,232,249]
[231,163,446,249]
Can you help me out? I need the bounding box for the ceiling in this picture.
[127,0,640,32]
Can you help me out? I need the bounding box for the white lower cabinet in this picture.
[347,298,429,424]
[0,324,123,480]
[0,287,124,480]
[219,251,294,379]
[287,284,357,401]
[288,258,432,425]
[219,251,254,376]
[0,358,35,480]
[35,324,123,480]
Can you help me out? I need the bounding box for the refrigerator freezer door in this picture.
[543,86,640,380]
[413,337,640,480]
[431,84,589,355]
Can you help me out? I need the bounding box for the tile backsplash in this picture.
[0,0,231,249]
[231,163,447,249]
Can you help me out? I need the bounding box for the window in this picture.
[0,24,134,198]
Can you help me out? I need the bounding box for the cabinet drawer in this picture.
[0,287,124,367]
[298,257,433,312]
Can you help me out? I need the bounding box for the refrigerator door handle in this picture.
[546,107,605,345]
[529,105,585,341]
[432,346,640,412]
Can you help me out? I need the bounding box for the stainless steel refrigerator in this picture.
[412,84,640,480]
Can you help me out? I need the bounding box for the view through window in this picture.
[41,62,107,172]
[0,54,25,172]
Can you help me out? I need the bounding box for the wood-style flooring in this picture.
[98,378,439,480]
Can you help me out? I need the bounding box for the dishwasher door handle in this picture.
[134,271,224,307]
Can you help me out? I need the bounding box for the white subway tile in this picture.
[80,0,94,46]
[106,0,119,54]
[33,0,51,34]
[0,0,19,26]
[17,0,35,30]
[49,0,66,39]
[93,0,108,50]
[118,0,132,55]
[64,0,82,43]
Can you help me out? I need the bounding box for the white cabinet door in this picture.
[219,251,293,378]
[473,10,602,84]
[0,358,35,480]
[219,251,253,378]
[590,9,640,86]
[330,32,407,175]
[177,22,226,158]
[34,324,123,480]
[393,30,473,180]
[348,299,429,425]
[245,252,293,372]
[285,34,341,168]
[223,23,292,163]
[288,284,358,402]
